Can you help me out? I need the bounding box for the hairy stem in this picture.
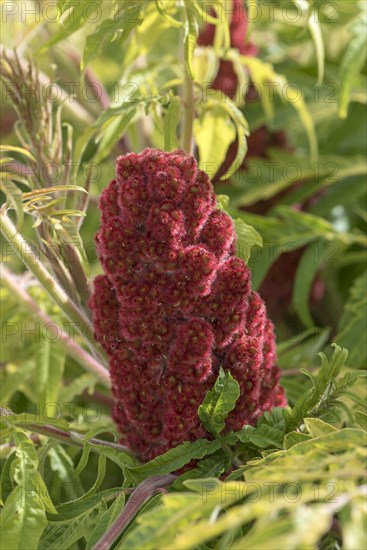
[0,210,95,350]
[181,66,195,155]
[1,265,110,388]
[93,475,177,550]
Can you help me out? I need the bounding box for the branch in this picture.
[93,475,177,550]
[1,265,110,388]
[0,210,97,354]
[0,407,135,458]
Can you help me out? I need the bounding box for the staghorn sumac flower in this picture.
[89,148,287,462]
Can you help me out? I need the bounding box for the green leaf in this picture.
[194,105,236,178]
[94,102,139,128]
[39,2,97,51]
[164,96,181,151]
[49,488,119,522]
[292,239,323,327]
[233,510,330,550]
[215,99,249,180]
[335,370,367,393]
[277,327,330,371]
[85,492,126,550]
[0,145,35,162]
[354,411,367,431]
[47,446,84,501]
[58,373,96,403]
[0,431,54,549]
[22,186,87,200]
[41,503,105,549]
[303,418,338,437]
[121,478,241,550]
[115,1,145,45]
[94,109,138,163]
[283,431,311,449]
[336,271,367,368]
[183,0,199,78]
[198,368,240,436]
[35,340,65,418]
[284,344,349,431]
[0,450,16,505]
[233,217,263,264]
[308,7,325,85]
[120,493,201,550]
[287,428,365,455]
[56,218,90,278]
[339,14,367,118]
[258,408,286,432]
[0,175,24,228]
[126,439,222,483]
[75,442,92,476]
[0,362,36,402]
[173,450,230,491]
[82,18,122,70]
[234,424,284,449]
[82,454,107,498]
[217,195,263,263]
[86,442,138,470]
[116,494,164,550]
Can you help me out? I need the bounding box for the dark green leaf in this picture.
[198,368,240,436]
[336,271,367,368]
[85,492,126,550]
[292,239,324,327]
[48,488,119,522]
[339,14,367,118]
[234,424,284,449]
[125,439,222,483]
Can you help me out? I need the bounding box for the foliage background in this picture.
[0,1,366,549]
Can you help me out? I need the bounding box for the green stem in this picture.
[1,265,110,388]
[181,67,194,155]
[1,407,134,458]
[0,210,95,351]
[221,441,243,468]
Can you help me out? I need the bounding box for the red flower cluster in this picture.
[90,148,286,462]
[197,0,257,99]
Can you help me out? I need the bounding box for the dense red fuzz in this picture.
[90,148,287,462]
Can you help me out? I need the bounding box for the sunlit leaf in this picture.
[198,368,240,436]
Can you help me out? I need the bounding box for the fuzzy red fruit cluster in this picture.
[89,148,286,462]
